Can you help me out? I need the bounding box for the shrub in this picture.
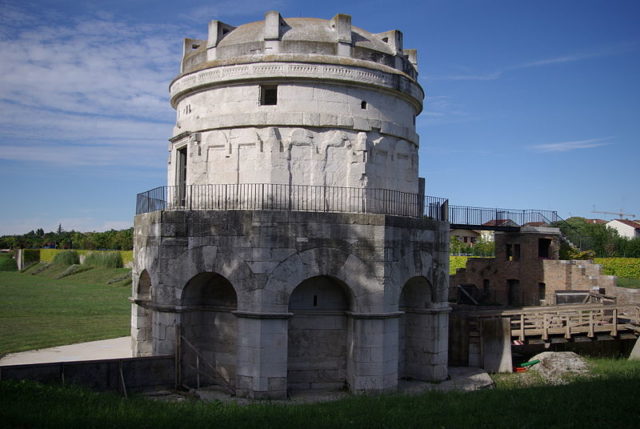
[450,256,469,275]
[594,258,640,279]
[83,252,123,269]
[52,250,79,266]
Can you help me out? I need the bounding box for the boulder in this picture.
[529,351,589,384]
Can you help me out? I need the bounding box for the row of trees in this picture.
[558,217,640,258]
[0,225,133,251]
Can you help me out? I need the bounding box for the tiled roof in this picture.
[612,219,640,229]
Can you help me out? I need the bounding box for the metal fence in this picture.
[448,205,559,227]
[136,183,449,220]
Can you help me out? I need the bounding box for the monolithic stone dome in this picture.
[179,13,419,80]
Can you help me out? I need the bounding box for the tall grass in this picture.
[83,252,123,269]
[52,250,79,266]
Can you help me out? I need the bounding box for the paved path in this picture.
[0,337,132,366]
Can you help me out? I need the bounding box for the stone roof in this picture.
[179,12,419,81]
[217,18,396,55]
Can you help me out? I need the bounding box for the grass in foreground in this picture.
[0,268,131,355]
[1,359,640,428]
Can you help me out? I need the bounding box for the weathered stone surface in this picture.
[132,10,448,400]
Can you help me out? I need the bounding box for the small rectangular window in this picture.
[260,85,278,105]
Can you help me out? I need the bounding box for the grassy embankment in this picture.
[0,358,639,428]
[0,254,131,355]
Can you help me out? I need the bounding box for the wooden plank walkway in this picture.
[457,304,640,343]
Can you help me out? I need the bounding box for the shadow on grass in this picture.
[1,373,639,428]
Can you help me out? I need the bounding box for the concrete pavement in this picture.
[0,337,132,366]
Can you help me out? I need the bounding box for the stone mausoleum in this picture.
[132,11,450,399]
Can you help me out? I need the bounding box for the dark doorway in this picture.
[538,239,551,258]
[507,279,521,306]
[177,147,187,206]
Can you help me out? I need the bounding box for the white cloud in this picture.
[432,43,637,81]
[529,138,612,153]
[0,5,181,168]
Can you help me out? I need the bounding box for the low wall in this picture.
[0,355,174,394]
[612,287,640,305]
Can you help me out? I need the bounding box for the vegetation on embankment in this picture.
[1,358,639,428]
[0,265,131,355]
[0,252,17,271]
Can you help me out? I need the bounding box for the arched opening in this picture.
[181,272,238,389]
[133,270,154,356]
[398,276,433,380]
[287,276,351,392]
[137,270,152,300]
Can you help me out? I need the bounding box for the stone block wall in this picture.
[132,209,449,398]
[450,228,617,306]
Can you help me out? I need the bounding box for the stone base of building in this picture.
[132,209,449,399]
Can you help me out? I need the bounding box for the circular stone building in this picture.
[132,11,450,399]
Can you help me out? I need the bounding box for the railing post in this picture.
[196,355,200,389]
[519,314,525,341]
[175,324,181,389]
[611,308,618,337]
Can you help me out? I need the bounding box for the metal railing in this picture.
[136,183,449,220]
[448,205,560,227]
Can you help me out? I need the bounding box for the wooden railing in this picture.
[460,304,640,342]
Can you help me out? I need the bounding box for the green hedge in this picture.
[52,250,80,266]
[23,249,40,265]
[83,252,123,269]
[594,258,640,279]
[39,249,133,266]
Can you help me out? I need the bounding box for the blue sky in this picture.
[1,0,639,234]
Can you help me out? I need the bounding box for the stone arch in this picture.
[389,250,448,310]
[263,247,376,313]
[180,272,238,389]
[398,276,434,381]
[137,269,152,300]
[287,275,352,392]
[165,245,253,311]
[132,269,154,356]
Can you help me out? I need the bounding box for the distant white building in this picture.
[606,219,640,239]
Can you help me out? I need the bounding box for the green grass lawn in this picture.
[1,358,639,428]
[0,267,131,355]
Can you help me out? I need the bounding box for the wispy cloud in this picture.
[180,0,286,22]
[0,4,181,168]
[432,42,637,81]
[529,137,613,153]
